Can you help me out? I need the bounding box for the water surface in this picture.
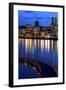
[19,39,58,79]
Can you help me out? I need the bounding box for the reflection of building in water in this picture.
[50,40,53,50]
[34,39,40,49]
[41,40,45,50]
[25,39,32,52]
[21,39,58,53]
[50,40,57,52]
[53,40,57,51]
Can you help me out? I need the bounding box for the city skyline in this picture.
[18,10,58,79]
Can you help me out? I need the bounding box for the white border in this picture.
[13,5,63,85]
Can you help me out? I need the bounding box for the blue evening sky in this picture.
[18,10,58,26]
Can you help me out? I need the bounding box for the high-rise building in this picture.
[51,17,57,26]
[51,17,58,38]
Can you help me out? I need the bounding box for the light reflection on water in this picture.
[19,39,58,70]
